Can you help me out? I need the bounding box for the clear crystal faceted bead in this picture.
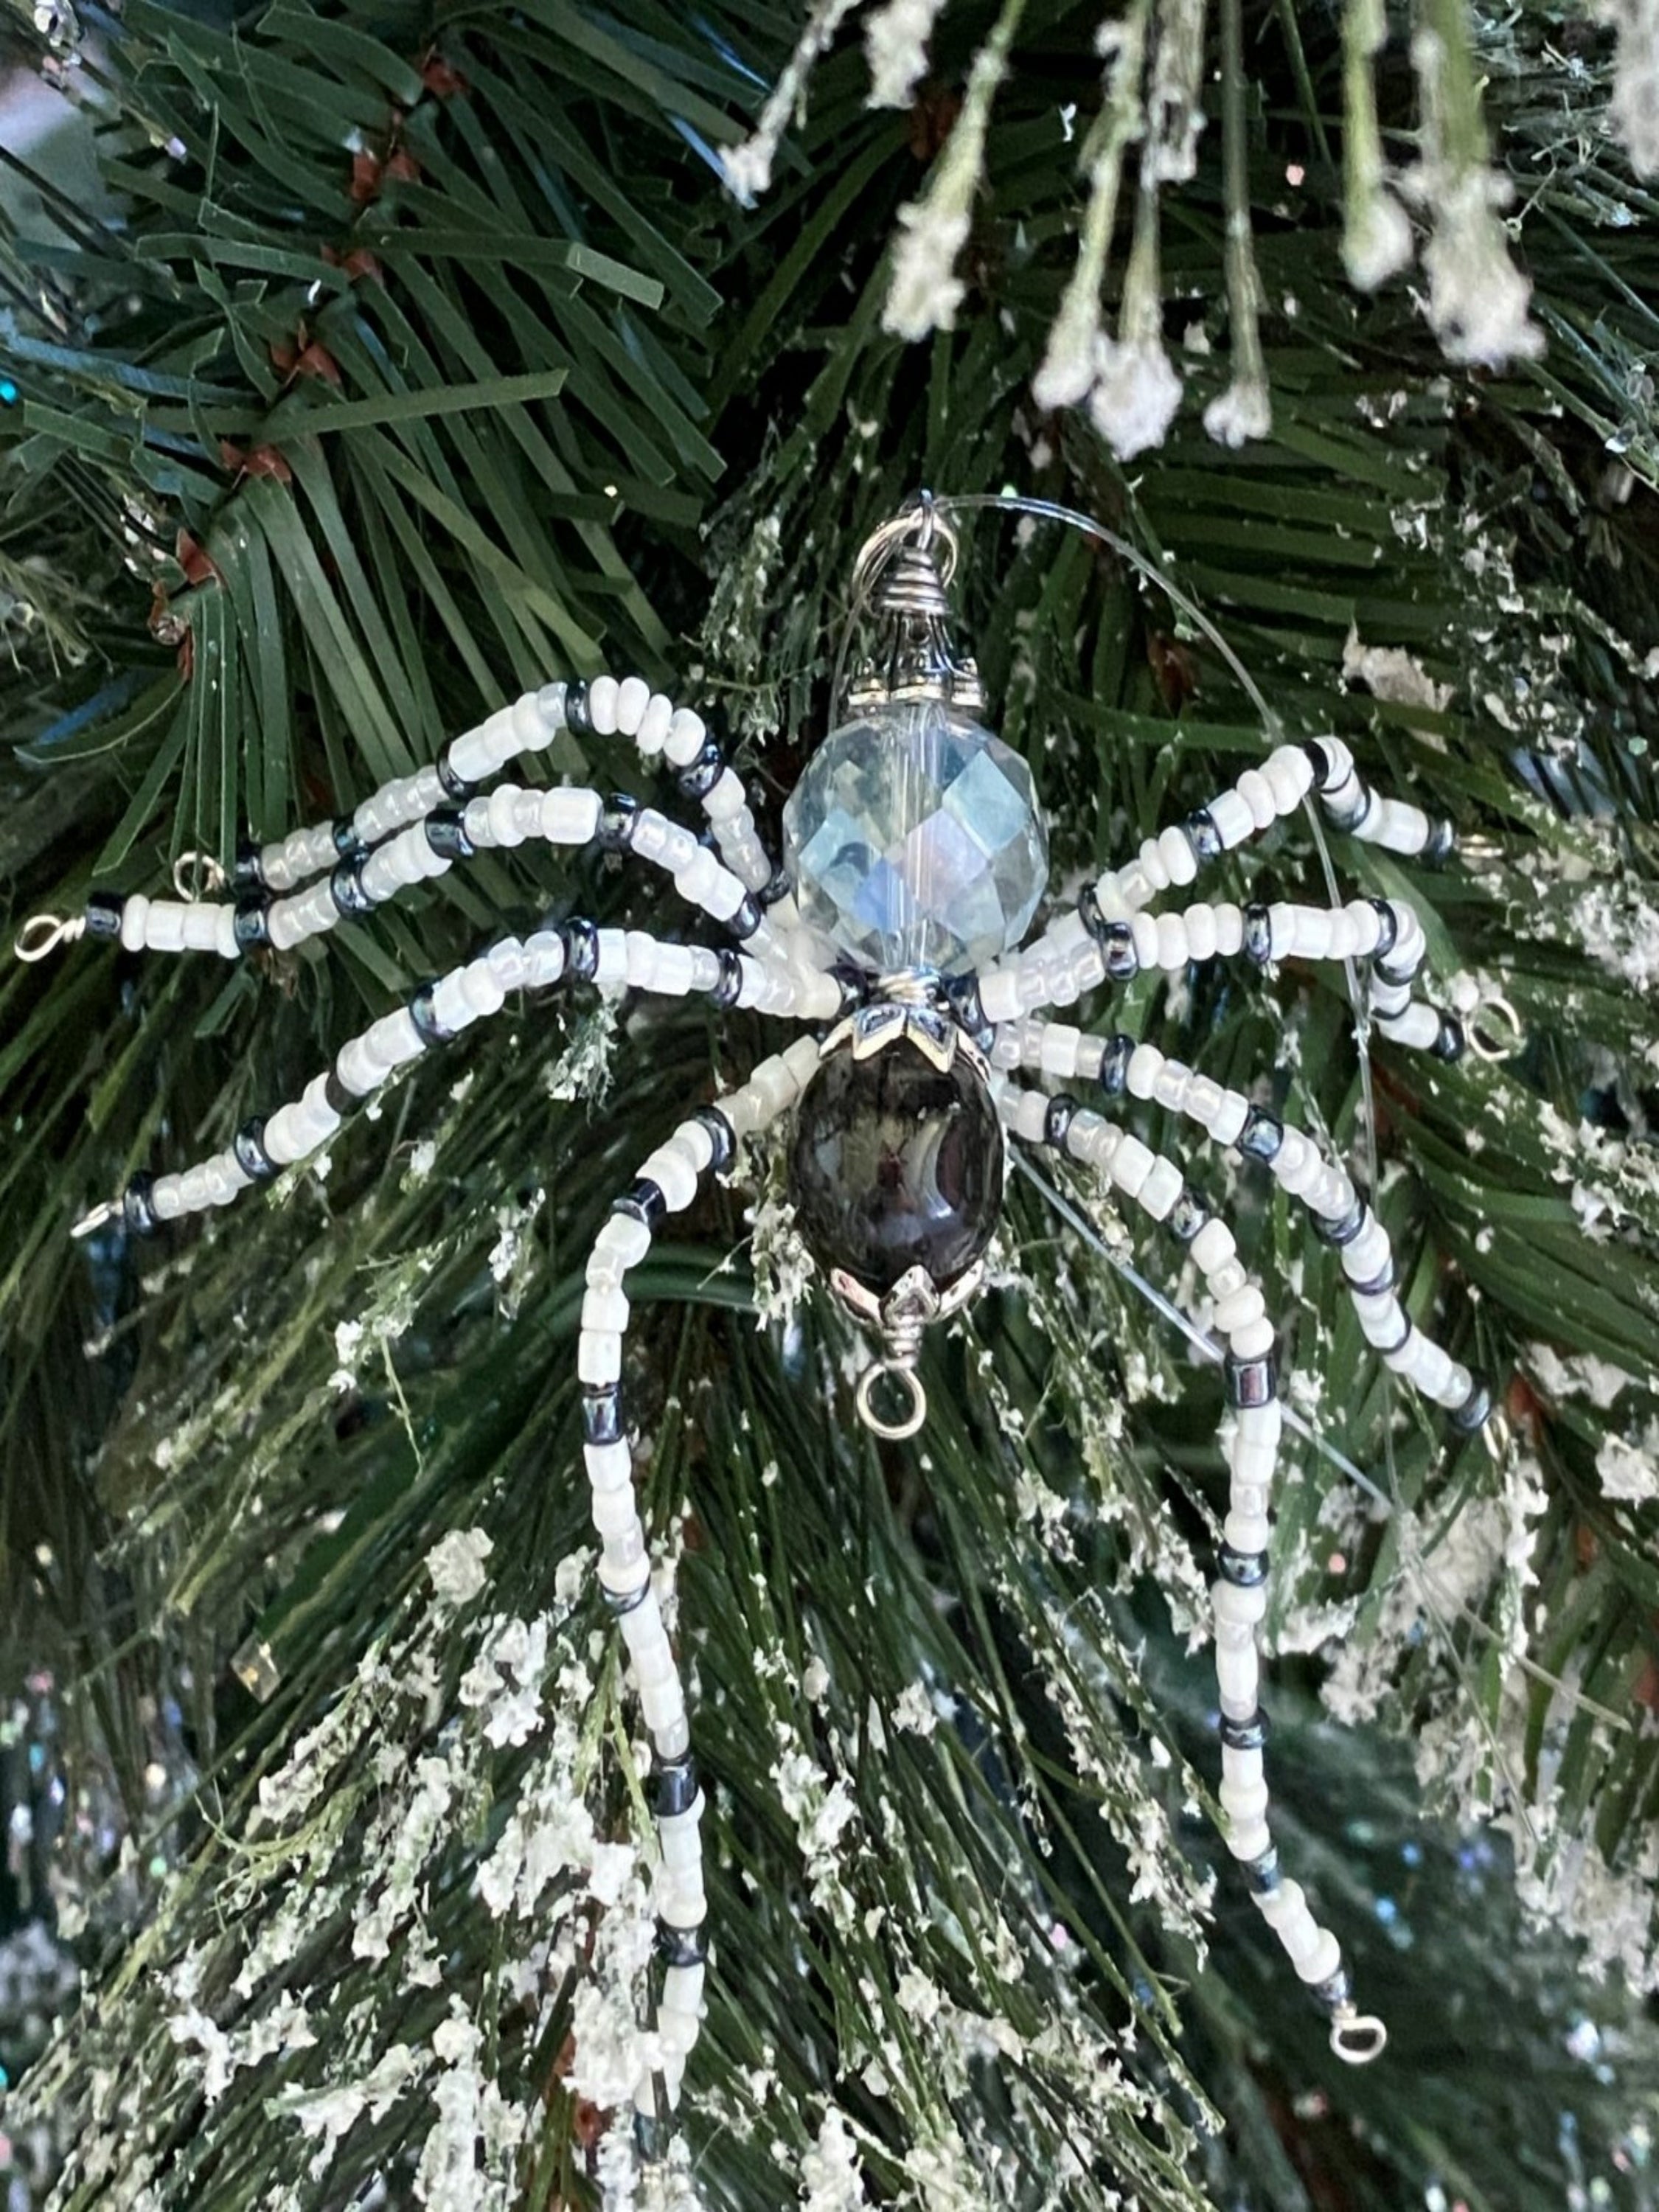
[782,699,1048,976]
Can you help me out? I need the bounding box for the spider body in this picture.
[23,493,1502,2152]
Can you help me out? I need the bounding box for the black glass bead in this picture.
[1043,1094,1077,1150]
[597,795,639,852]
[583,1385,625,1446]
[1238,1106,1284,1162]
[234,1118,277,1183]
[728,894,763,942]
[1369,897,1399,960]
[1225,1353,1278,1409]
[761,866,793,910]
[83,891,125,940]
[232,836,265,893]
[436,751,475,801]
[1312,1197,1366,1248]
[1242,902,1273,965]
[1245,1848,1282,1895]
[1432,1014,1466,1062]
[407,984,453,1048]
[653,1756,700,1818]
[329,857,374,921]
[711,950,743,1009]
[695,1106,737,1175]
[1302,738,1338,790]
[1099,1034,1134,1097]
[1450,1379,1493,1434]
[1220,1708,1269,1751]
[655,1920,709,1969]
[1100,921,1138,982]
[333,814,364,857]
[676,738,724,801]
[1424,818,1458,867]
[425,808,475,862]
[123,1173,159,1238]
[790,1038,1003,1296]
[233,897,271,953]
[561,919,600,983]
[1183,809,1223,863]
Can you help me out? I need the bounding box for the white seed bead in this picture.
[704,766,746,821]
[590,1481,636,1537]
[979,967,1022,1025]
[586,675,620,734]
[1157,823,1198,886]
[1211,902,1244,956]
[585,1441,632,1492]
[1210,789,1254,847]
[640,1145,698,1214]
[1237,768,1275,829]
[663,707,706,768]
[1225,1510,1272,1553]
[1191,1218,1237,1279]
[1128,913,1159,970]
[542,787,602,844]
[1208,1256,1250,1301]
[1228,1315,1276,1360]
[1138,1156,1184,1222]
[588,1283,633,1327]
[1110,1135,1155,1201]
[1264,744,1312,810]
[1215,1638,1259,1711]
[1209,1089,1251,1146]
[615,675,650,736]
[1220,1774,1270,1827]
[1215,1284,1267,1335]
[1212,1578,1268,1628]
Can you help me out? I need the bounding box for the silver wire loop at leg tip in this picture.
[1468,992,1523,1064]
[15,913,85,962]
[855,1358,928,1441]
[1329,2005,1388,2065]
[72,1199,119,1240]
[173,848,228,900]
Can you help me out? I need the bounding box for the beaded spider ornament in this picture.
[22,490,1508,2138]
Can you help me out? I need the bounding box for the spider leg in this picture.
[975,888,1459,1057]
[578,1034,822,2117]
[995,1073,1387,2065]
[91,925,837,1237]
[74,782,800,978]
[992,1019,1490,1430]
[1085,738,1453,919]
[252,676,775,901]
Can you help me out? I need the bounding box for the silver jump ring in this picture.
[173,849,228,900]
[1329,2008,1388,2065]
[1468,992,1523,1063]
[855,1359,927,1441]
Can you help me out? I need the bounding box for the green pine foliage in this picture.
[1,1,1656,2206]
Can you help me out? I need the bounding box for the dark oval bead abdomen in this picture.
[790,1039,1004,1295]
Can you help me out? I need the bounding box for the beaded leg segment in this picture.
[998,1074,1392,2062]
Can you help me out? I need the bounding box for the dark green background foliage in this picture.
[1,0,1657,2205]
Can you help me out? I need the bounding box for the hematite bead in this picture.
[653,1756,699,1818]
[1302,739,1338,790]
[233,897,271,952]
[655,1921,709,1969]
[232,836,265,893]
[1101,922,1138,983]
[563,683,592,735]
[1225,1353,1278,1408]
[1217,1543,1268,1587]
[1312,1197,1366,1248]
[1220,1708,1269,1750]
[560,919,599,982]
[1312,1969,1353,2014]
[1431,1014,1466,1062]
[597,794,639,852]
[1425,818,1457,866]
[676,738,725,802]
[425,808,475,862]
[83,891,124,940]
[1245,1848,1282,1895]
[1242,902,1273,964]
[583,1385,625,1446]
[123,1173,159,1238]
[234,1118,277,1182]
[1238,1106,1283,1162]
[436,751,474,801]
[1044,1094,1077,1150]
[1099,1034,1133,1097]
[1183,808,1224,863]
[408,984,454,1048]
[790,1037,1003,1296]
[1168,1189,1209,1243]
[329,857,374,921]
[617,1179,667,1228]
[1450,1379,1492,1434]
[695,1106,737,1175]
